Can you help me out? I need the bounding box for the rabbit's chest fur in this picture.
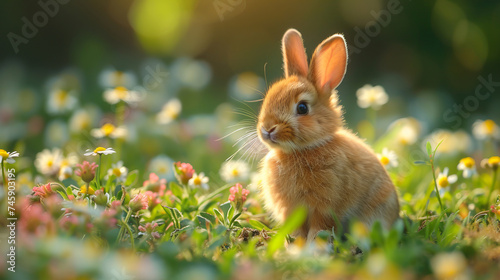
[260,130,398,231]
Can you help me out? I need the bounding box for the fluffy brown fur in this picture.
[257,29,399,241]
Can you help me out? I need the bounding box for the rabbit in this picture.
[257,29,399,242]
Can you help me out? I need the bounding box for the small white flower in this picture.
[389,117,422,146]
[44,120,69,148]
[156,99,182,124]
[229,72,265,101]
[356,84,389,110]
[220,160,250,183]
[35,148,63,176]
[99,69,137,89]
[188,172,209,190]
[436,167,458,195]
[430,252,468,280]
[58,165,73,181]
[106,161,128,182]
[0,149,19,164]
[69,108,99,133]
[457,157,477,178]
[47,89,78,114]
[377,148,398,169]
[91,123,128,139]
[248,172,263,192]
[423,130,472,155]
[171,57,211,90]
[472,119,500,140]
[84,147,116,156]
[148,155,175,180]
[103,86,141,105]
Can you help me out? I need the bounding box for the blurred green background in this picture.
[1,0,499,177]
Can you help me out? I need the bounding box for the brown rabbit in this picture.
[257,29,399,241]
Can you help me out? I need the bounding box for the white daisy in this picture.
[472,119,500,140]
[229,72,265,101]
[44,120,69,148]
[91,123,128,139]
[430,252,468,280]
[35,148,63,176]
[219,160,250,183]
[0,149,19,164]
[58,165,73,181]
[188,172,209,190]
[103,86,141,105]
[436,167,458,195]
[457,157,477,178]
[69,108,98,133]
[84,147,116,156]
[171,57,212,90]
[377,148,398,169]
[356,84,389,110]
[156,98,182,124]
[99,69,137,89]
[106,161,128,182]
[46,89,78,114]
[148,155,175,180]
[389,117,421,146]
[248,172,262,192]
[423,130,472,155]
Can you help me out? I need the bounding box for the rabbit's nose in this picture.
[261,125,278,142]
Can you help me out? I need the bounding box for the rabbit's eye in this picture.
[296,102,308,115]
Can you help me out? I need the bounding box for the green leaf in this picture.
[433,139,444,157]
[56,190,69,200]
[267,206,307,257]
[169,182,184,198]
[200,212,216,224]
[220,201,232,224]
[249,219,271,231]
[213,208,225,225]
[228,204,235,222]
[66,186,74,196]
[197,215,209,229]
[229,212,242,228]
[62,178,78,188]
[426,141,432,157]
[104,174,116,193]
[124,170,139,186]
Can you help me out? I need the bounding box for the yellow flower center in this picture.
[55,90,68,106]
[0,149,8,159]
[380,156,390,166]
[484,119,496,134]
[112,168,122,177]
[460,157,475,168]
[94,147,106,154]
[488,156,500,166]
[102,123,116,136]
[158,166,167,174]
[368,92,377,103]
[47,160,53,167]
[80,185,95,195]
[168,111,179,120]
[193,176,202,185]
[399,138,408,146]
[115,86,129,100]
[438,176,449,188]
[231,169,239,177]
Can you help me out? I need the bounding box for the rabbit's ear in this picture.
[308,34,347,94]
[282,29,309,78]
